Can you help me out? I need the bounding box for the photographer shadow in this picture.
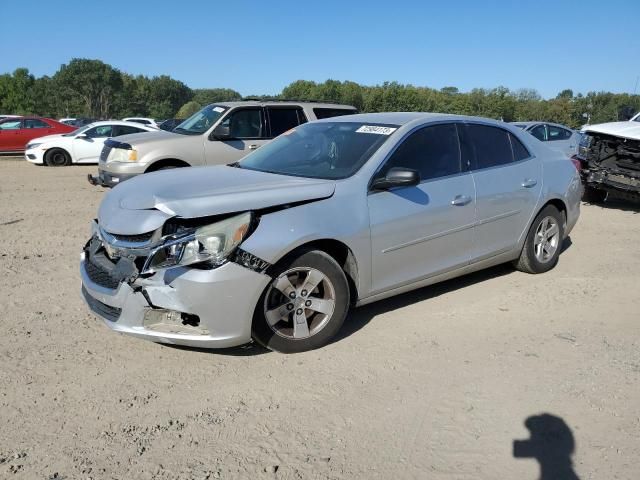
[514,413,580,480]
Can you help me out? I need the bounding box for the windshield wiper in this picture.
[227,161,242,168]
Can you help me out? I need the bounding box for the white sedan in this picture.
[25,121,158,166]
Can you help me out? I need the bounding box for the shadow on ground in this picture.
[514,413,580,480]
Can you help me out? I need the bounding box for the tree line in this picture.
[1,58,638,128]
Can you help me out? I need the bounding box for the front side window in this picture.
[23,119,50,129]
[380,123,461,181]
[220,108,263,138]
[114,125,146,136]
[466,124,514,169]
[174,105,227,135]
[85,125,113,138]
[238,121,396,180]
[0,120,22,130]
[547,125,572,141]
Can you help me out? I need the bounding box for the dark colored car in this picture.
[0,117,76,153]
[158,118,185,131]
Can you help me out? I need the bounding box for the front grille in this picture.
[84,251,121,289]
[82,285,121,322]
[108,231,155,243]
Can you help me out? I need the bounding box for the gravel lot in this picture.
[0,158,638,479]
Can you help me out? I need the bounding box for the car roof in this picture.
[510,121,574,130]
[89,120,156,128]
[315,111,512,127]
[214,100,357,109]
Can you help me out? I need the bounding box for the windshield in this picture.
[237,122,398,180]
[62,124,94,137]
[174,105,228,135]
[632,113,640,122]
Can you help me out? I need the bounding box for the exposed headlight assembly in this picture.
[107,147,138,162]
[26,143,42,150]
[142,212,252,273]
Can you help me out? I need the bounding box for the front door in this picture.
[368,123,476,294]
[73,124,114,162]
[461,123,542,261]
[203,107,270,165]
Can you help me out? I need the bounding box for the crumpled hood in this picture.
[583,121,640,141]
[98,165,336,234]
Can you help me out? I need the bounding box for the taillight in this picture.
[570,155,582,171]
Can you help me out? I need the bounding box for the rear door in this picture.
[463,123,542,261]
[203,107,269,165]
[368,123,476,293]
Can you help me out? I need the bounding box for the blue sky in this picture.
[1,0,638,98]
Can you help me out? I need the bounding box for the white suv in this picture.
[90,101,357,187]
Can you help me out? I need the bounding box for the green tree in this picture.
[53,59,123,118]
[192,88,242,105]
[176,101,202,118]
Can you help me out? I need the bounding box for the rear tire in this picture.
[513,205,564,274]
[44,148,71,167]
[582,184,607,203]
[252,250,349,353]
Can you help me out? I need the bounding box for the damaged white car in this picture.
[577,112,640,202]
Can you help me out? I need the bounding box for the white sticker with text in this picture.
[356,125,397,135]
[213,106,225,113]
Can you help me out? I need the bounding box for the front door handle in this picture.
[522,179,538,188]
[451,195,472,206]
[248,144,259,150]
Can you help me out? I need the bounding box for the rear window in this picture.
[313,108,357,120]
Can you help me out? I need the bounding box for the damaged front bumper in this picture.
[80,246,271,349]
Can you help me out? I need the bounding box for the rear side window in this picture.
[547,125,572,141]
[115,125,146,136]
[466,124,513,169]
[509,133,531,161]
[381,123,461,181]
[313,108,357,120]
[267,108,303,137]
[530,124,547,141]
[24,119,50,129]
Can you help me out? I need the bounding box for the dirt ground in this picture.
[0,157,638,480]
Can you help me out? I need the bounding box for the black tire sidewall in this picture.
[45,148,70,167]
[251,250,350,353]
[523,205,564,273]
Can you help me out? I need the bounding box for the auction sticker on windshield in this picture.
[356,125,397,135]
[213,106,225,113]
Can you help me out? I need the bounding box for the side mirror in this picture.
[76,133,88,140]
[371,167,420,191]
[211,124,233,140]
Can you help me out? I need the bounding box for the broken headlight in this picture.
[142,212,252,273]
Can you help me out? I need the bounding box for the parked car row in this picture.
[25,121,158,166]
[88,100,358,186]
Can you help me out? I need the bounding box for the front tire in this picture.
[252,250,350,353]
[513,205,564,274]
[44,148,71,167]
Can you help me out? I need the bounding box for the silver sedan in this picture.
[81,113,581,353]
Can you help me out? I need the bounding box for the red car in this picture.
[0,117,76,153]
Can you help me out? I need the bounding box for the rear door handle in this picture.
[522,179,537,188]
[248,144,259,150]
[451,195,472,206]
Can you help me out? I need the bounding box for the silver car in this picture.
[511,121,580,158]
[81,113,581,353]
